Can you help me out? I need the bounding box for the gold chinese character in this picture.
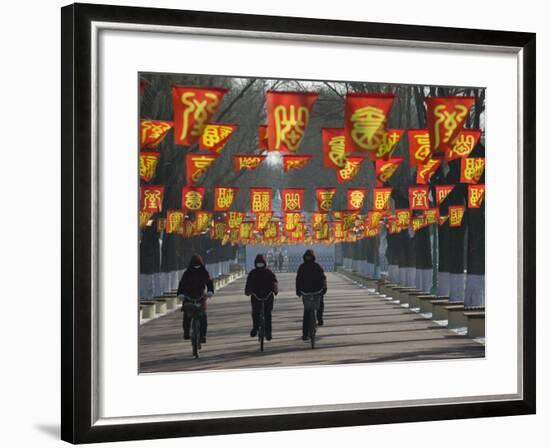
[451,133,475,157]
[274,105,309,151]
[141,120,171,144]
[184,191,202,210]
[284,192,301,211]
[349,190,365,209]
[328,136,347,168]
[463,158,485,181]
[411,190,428,208]
[374,191,390,210]
[414,133,431,162]
[180,92,220,141]
[216,188,235,209]
[318,191,335,212]
[143,189,161,210]
[351,106,385,149]
[433,104,469,148]
[140,155,158,181]
[339,159,360,180]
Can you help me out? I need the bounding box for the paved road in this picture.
[139,272,484,373]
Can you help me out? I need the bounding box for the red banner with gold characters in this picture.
[211,221,227,240]
[367,211,385,228]
[281,188,305,212]
[172,86,228,146]
[139,152,160,182]
[258,125,269,150]
[337,156,364,183]
[408,129,432,166]
[341,210,359,231]
[140,120,173,149]
[424,208,439,225]
[315,188,337,212]
[198,123,238,153]
[409,186,429,210]
[448,205,465,227]
[255,212,273,230]
[372,188,392,211]
[411,215,427,231]
[282,155,312,172]
[290,222,305,241]
[439,215,449,226]
[333,221,345,240]
[264,221,279,239]
[195,212,213,233]
[214,186,238,211]
[446,129,481,161]
[226,211,245,229]
[266,91,319,152]
[182,219,196,239]
[181,186,205,211]
[426,96,475,155]
[139,211,153,229]
[344,93,395,152]
[185,154,218,185]
[322,128,347,169]
[250,188,272,213]
[376,157,403,187]
[312,212,328,230]
[166,210,185,234]
[468,184,485,208]
[416,158,442,184]
[314,221,330,241]
[233,154,266,173]
[284,212,302,232]
[140,185,164,212]
[369,129,405,160]
[387,216,400,234]
[239,221,254,240]
[435,185,455,205]
[347,188,367,210]
[395,209,411,228]
[460,157,485,184]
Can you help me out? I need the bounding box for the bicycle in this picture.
[300,289,324,349]
[182,295,205,358]
[251,292,274,352]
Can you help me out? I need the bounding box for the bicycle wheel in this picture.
[192,317,200,358]
[309,309,316,349]
[259,302,265,352]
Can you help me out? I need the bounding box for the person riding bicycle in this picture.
[177,254,214,343]
[296,249,327,340]
[245,254,278,341]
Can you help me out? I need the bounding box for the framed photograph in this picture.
[61,2,536,444]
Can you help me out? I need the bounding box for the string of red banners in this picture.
[139,85,485,245]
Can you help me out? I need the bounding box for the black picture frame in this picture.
[61,2,536,444]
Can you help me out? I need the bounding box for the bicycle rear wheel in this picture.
[192,318,200,358]
[259,302,265,352]
[309,310,316,349]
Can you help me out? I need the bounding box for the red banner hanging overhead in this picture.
[250,188,272,213]
[139,211,152,229]
[411,215,427,231]
[337,156,364,183]
[255,212,273,231]
[214,186,238,211]
[266,91,319,152]
[312,212,328,231]
[375,157,404,187]
[140,120,173,149]
[195,212,213,233]
[416,158,442,184]
[439,215,449,226]
[314,221,330,241]
[446,129,481,161]
[426,96,475,155]
[211,221,228,240]
[448,205,465,227]
[264,221,279,239]
[315,188,337,212]
[468,184,486,208]
[166,210,185,234]
[172,86,228,146]
[139,152,160,182]
[435,185,455,205]
[233,154,266,173]
[372,188,392,211]
[226,211,245,229]
[409,186,430,210]
[239,221,254,240]
[322,128,347,169]
[395,209,411,228]
[341,210,359,231]
[367,210,385,228]
[282,155,312,172]
[140,185,164,212]
[347,188,367,210]
[460,157,485,184]
[370,129,405,160]
[181,186,205,211]
[284,212,302,232]
[344,93,395,152]
[258,125,269,150]
[281,188,305,212]
[185,154,218,185]
[424,208,439,225]
[290,222,305,241]
[408,129,432,166]
[198,123,238,153]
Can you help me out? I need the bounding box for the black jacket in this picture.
[245,268,278,298]
[177,266,214,299]
[296,261,327,296]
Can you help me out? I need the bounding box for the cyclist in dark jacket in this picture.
[177,254,214,343]
[245,254,278,340]
[296,249,327,340]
